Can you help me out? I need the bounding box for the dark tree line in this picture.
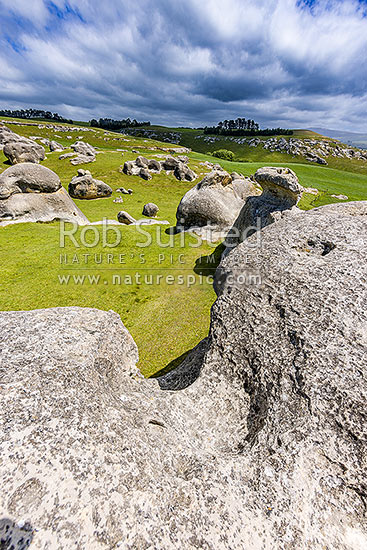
[204,117,292,137]
[89,118,151,130]
[0,108,73,124]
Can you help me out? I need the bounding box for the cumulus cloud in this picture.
[0,0,366,130]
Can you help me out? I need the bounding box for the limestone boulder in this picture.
[135,155,149,168]
[142,203,159,217]
[0,163,61,200]
[0,125,18,149]
[49,140,65,152]
[0,163,88,225]
[225,166,303,250]
[147,159,161,172]
[139,168,152,181]
[175,169,259,238]
[71,141,96,156]
[59,152,75,160]
[70,154,96,166]
[68,170,112,199]
[70,141,96,165]
[1,204,367,550]
[0,187,89,226]
[3,138,45,164]
[122,160,140,176]
[174,163,197,182]
[117,210,136,224]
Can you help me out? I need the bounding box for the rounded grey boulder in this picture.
[176,169,259,237]
[0,163,61,200]
[0,125,18,149]
[70,141,96,165]
[3,138,45,165]
[68,170,112,199]
[147,159,161,172]
[135,156,149,168]
[139,168,152,181]
[117,210,136,224]
[254,166,304,200]
[142,202,159,217]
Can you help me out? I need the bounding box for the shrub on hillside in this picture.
[212,149,235,161]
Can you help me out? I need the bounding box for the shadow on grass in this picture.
[193,243,225,276]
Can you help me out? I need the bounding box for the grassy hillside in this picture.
[190,152,367,208]
[130,125,367,176]
[1,117,367,376]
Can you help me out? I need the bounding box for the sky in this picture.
[0,0,366,130]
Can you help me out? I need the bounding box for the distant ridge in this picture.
[310,127,367,149]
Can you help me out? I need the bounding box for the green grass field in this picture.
[1,118,367,376]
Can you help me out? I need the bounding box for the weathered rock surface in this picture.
[59,152,75,160]
[225,166,303,249]
[0,187,89,226]
[68,169,112,199]
[0,163,88,225]
[174,162,197,182]
[176,168,259,238]
[3,138,45,164]
[70,141,96,165]
[0,124,18,149]
[71,140,96,156]
[161,155,180,170]
[139,167,152,181]
[49,140,64,152]
[135,155,149,168]
[148,159,161,172]
[142,202,159,217]
[1,203,367,550]
[205,202,367,547]
[117,210,136,224]
[123,156,197,182]
[0,163,61,199]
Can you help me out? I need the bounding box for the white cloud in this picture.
[0,0,366,130]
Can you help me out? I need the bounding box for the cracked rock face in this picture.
[225,166,304,250]
[1,203,367,549]
[176,169,259,239]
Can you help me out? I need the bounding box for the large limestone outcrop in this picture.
[68,169,112,199]
[1,202,367,549]
[3,137,45,165]
[122,155,197,182]
[225,166,304,250]
[175,168,259,239]
[0,163,89,225]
